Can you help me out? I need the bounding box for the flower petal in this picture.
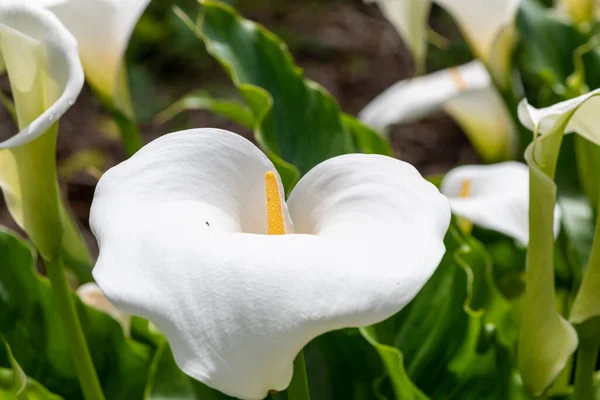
[47,0,150,102]
[91,129,450,399]
[441,162,561,245]
[365,0,431,73]
[434,0,522,62]
[443,87,516,162]
[359,61,490,130]
[518,89,600,145]
[0,4,83,148]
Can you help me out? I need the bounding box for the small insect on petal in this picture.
[265,171,285,235]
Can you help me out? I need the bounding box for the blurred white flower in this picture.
[44,0,151,115]
[90,128,450,399]
[359,61,516,162]
[0,4,87,264]
[441,162,561,245]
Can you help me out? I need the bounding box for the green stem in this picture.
[45,256,105,400]
[286,351,311,400]
[573,339,600,400]
[112,110,143,157]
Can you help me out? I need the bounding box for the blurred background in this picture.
[0,0,480,255]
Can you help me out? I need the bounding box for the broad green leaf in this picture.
[359,327,428,400]
[155,89,254,129]
[519,123,578,396]
[362,225,528,399]
[188,0,390,191]
[0,228,153,400]
[304,329,390,400]
[340,114,392,158]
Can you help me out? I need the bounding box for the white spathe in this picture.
[45,0,150,106]
[0,4,83,148]
[518,89,600,146]
[359,61,489,128]
[441,162,561,245]
[359,61,515,162]
[434,0,522,63]
[90,128,451,399]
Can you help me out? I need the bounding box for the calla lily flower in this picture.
[42,0,151,116]
[518,88,600,145]
[77,282,130,334]
[441,162,561,245]
[367,0,522,84]
[0,4,91,275]
[90,128,451,399]
[359,61,516,162]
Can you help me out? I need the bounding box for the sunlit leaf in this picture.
[182,0,390,191]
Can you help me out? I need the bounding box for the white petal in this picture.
[443,87,516,162]
[441,162,561,245]
[434,0,522,62]
[365,0,431,72]
[47,0,150,101]
[91,129,450,399]
[518,90,600,145]
[359,61,490,129]
[0,4,83,148]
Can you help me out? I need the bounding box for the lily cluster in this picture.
[3,1,600,399]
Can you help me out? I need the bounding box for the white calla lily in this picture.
[0,5,91,274]
[441,162,561,245]
[90,128,450,399]
[44,0,150,115]
[359,61,516,162]
[518,88,600,145]
[435,0,522,68]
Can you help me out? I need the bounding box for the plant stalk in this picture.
[573,338,599,400]
[112,109,143,157]
[45,255,105,400]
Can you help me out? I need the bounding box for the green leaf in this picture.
[0,228,153,400]
[155,89,255,129]
[359,327,428,400]
[186,0,390,191]
[361,225,528,399]
[519,123,578,395]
